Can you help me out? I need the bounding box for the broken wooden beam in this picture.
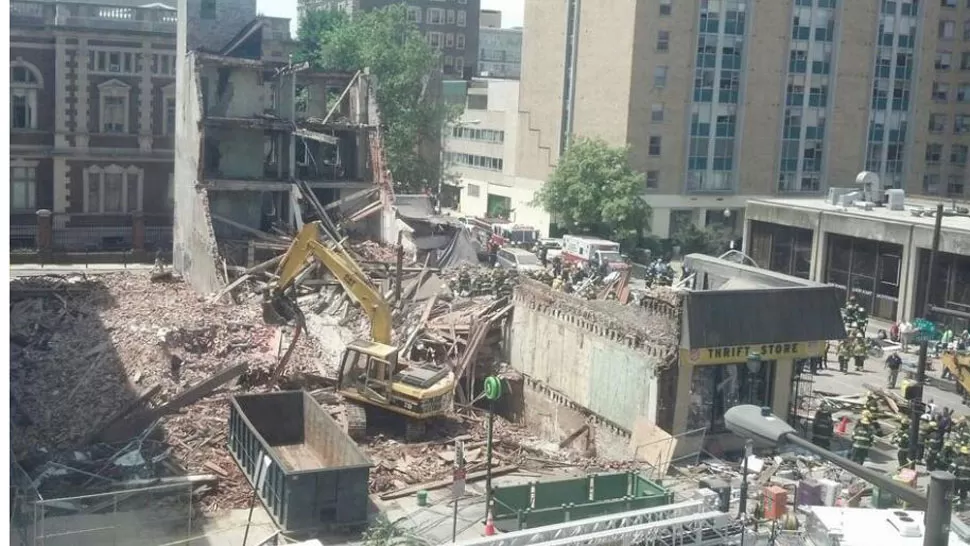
[379,464,518,500]
[558,424,590,448]
[85,385,161,444]
[99,363,248,442]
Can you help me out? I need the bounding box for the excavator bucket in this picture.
[262,294,297,325]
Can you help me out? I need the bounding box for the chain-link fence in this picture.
[22,483,195,546]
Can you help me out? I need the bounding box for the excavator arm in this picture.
[267,222,393,345]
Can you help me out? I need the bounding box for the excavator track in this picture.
[346,403,368,441]
[404,419,427,443]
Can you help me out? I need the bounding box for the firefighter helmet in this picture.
[861,418,871,425]
[962,446,969,455]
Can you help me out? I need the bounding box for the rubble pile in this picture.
[10,273,326,511]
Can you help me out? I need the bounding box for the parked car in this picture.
[496,248,544,272]
[536,238,563,261]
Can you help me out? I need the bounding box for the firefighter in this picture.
[886,351,902,389]
[851,417,875,465]
[864,393,881,416]
[892,418,910,467]
[837,338,852,373]
[952,446,970,502]
[925,421,943,471]
[812,404,834,450]
[942,440,956,473]
[852,332,868,372]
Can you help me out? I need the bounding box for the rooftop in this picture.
[750,195,970,234]
[11,0,176,34]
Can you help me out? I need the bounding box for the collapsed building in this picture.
[173,11,395,293]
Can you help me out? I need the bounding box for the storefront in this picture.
[671,279,846,450]
[824,233,903,321]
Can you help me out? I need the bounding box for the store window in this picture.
[748,221,813,279]
[687,361,776,432]
[824,233,902,320]
[916,249,970,331]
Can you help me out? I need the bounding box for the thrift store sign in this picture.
[681,340,825,365]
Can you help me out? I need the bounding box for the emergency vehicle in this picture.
[464,217,539,248]
[561,235,630,272]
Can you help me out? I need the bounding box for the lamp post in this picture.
[738,439,753,517]
[724,404,953,546]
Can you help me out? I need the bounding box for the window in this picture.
[952,144,968,165]
[941,20,956,39]
[660,0,672,16]
[447,9,455,24]
[934,82,950,101]
[646,170,659,190]
[930,113,948,132]
[962,52,970,70]
[457,33,465,50]
[924,173,941,193]
[651,103,664,122]
[937,51,953,70]
[200,0,215,19]
[957,115,970,134]
[428,32,444,49]
[457,10,466,27]
[949,175,965,195]
[959,83,970,102]
[964,20,970,40]
[446,151,503,171]
[84,165,142,213]
[407,6,421,22]
[654,65,668,88]
[657,31,670,52]
[649,136,662,156]
[455,56,465,74]
[467,183,480,197]
[11,164,37,211]
[11,62,42,130]
[162,83,176,136]
[428,8,443,24]
[944,0,958,7]
[446,33,455,47]
[927,143,944,162]
[98,79,131,133]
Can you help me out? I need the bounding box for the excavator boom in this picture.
[267,222,392,345]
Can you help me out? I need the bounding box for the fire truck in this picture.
[464,217,539,248]
[561,235,630,272]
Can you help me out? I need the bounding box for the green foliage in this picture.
[671,224,731,256]
[295,9,349,66]
[298,5,455,193]
[534,137,650,248]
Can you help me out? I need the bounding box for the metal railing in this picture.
[11,0,176,32]
[27,483,195,546]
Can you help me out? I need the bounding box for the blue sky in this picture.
[255,0,525,31]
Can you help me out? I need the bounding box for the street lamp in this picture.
[724,405,954,546]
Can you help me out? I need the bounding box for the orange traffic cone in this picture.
[836,416,848,435]
[484,509,495,536]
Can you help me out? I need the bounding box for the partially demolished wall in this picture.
[173,51,224,294]
[509,279,682,439]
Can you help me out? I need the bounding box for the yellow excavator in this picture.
[942,351,970,405]
[263,221,455,441]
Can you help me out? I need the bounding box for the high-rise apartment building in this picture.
[298,0,480,79]
[515,0,969,238]
[478,10,521,80]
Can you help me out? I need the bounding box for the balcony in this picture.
[11,1,176,34]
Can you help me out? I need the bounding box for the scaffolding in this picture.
[457,494,743,546]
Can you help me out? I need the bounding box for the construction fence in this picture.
[11,480,195,546]
[10,210,172,261]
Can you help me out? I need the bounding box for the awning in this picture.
[683,286,846,349]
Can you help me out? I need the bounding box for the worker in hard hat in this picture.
[942,440,956,472]
[812,404,834,451]
[952,445,970,502]
[837,337,852,373]
[852,331,868,371]
[892,419,910,467]
[851,417,875,465]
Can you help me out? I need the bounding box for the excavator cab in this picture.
[337,339,400,404]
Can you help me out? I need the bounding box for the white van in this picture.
[496,248,544,272]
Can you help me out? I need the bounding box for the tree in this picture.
[299,6,456,193]
[294,9,349,66]
[534,137,650,248]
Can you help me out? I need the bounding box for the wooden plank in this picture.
[86,385,161,444]
[210,214,288,243]
[100,364,248,442]
[379,464,518,500]
[558,424,590,448]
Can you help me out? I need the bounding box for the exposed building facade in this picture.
[297,0,480,79]
[10,0,180,251]
[478,26,521,79]
[743,196,970,330]
[442,78,550,233]
[515,0,970,239]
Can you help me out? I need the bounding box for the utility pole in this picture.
[907,204,944,469]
